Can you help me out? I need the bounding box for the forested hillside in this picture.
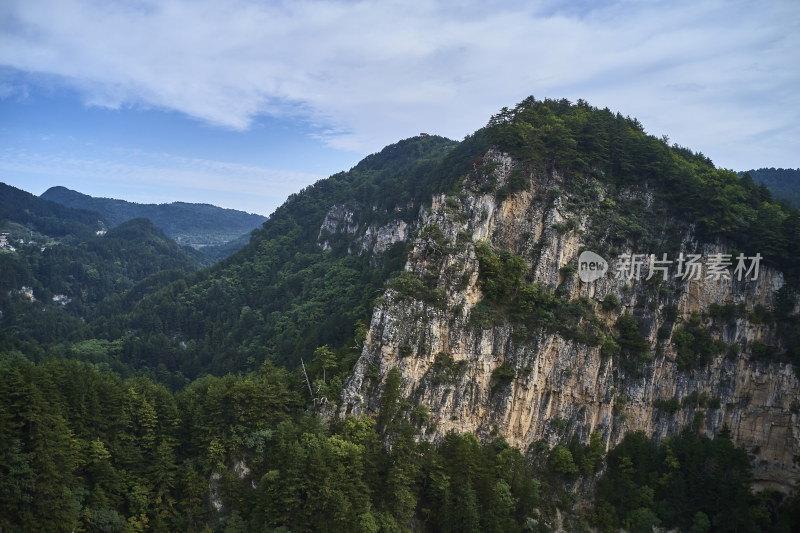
[0,182,104,241]
[738,168,800,208]
[86,134,489,378]
[5,355,797,532]
[41,186,268,259]
[0,183,209,350]
[2,98,800,531]
[485,98,799,281]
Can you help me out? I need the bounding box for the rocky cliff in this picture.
[341,150,800,492]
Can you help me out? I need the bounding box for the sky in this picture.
[1,0,798,217]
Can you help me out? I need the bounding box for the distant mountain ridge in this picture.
[738,167,800,208]
[0,182,104,241]
[41,186,267,258]
[0,182,210,344]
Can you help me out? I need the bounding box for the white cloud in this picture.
[0,0,798,168]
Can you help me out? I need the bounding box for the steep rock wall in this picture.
[318,203,411,255]
[342,151,800,492]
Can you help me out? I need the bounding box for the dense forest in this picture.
[0,184,210,350]
[2,357,798,532]
[738,168,800,209]
[2,97,800,531]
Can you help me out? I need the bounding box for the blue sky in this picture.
[1,0,798,216]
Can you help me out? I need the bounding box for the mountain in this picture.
[0,182,104,241]
[739,167,800,208]
[290,98,799,496]
[0,183,210,346]
[40,185,267,259]
[98,99,799,495]
[91,134,477,376]
[344,146,799,487]
[2,99,800,531]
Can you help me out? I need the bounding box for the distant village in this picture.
[0,231,49,253]
[0,226,108,257]
[0,232,17,252]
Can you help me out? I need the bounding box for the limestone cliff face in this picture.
[318,203,411,255]
[341,150,800,492]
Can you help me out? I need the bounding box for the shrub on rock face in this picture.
[549,445,578,476]
[602,293,620,311]
[615,313,650,361]
[490,362,515,394]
